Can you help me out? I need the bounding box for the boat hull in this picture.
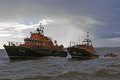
[4,46,67,60]
[67,47,99,59]
[104,55,117,57]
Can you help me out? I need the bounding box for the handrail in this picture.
[69,41,79,47]
[7,41,22,46]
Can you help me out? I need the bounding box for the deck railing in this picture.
[69,41,79,47]
[6,41,22,46]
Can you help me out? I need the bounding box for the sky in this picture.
[0,0,120,48]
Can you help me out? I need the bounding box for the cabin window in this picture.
[46,47,50,49]
[34,40,37,43]
[87,46,91,49]
[36,40,38,43]
[37,40,39,43]
[81,45,86,48]
[40,41,42,43]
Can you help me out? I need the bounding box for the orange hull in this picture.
[104,54,117,57]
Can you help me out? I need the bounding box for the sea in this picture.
[0,47,120,80]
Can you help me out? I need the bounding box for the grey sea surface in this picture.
[0,47,120,80]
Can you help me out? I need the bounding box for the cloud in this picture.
[0,0,120,48]
[39,18,54,25]
[0,16,100,48]
[0,22,33,30]
[0,34,12,37]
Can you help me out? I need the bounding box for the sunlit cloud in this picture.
[0,22,33,30]
[39,18,54,25]
[0,34,12,37]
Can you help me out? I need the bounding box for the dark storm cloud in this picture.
[0,0,101,32]
[0,0,120,47]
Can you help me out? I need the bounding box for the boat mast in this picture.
[82,32,91,45]
[36,23,44,35]
[87,32,89,45]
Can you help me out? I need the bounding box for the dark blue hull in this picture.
[4,46,67,60]
[67,47,99,58]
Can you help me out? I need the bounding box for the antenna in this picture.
[86,32,89,45]
[37,23,44,35]
[39,23,42,28]
[87,32,89,39]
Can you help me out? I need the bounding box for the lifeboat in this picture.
[104,53,117,57]
[67,32,99,59]
[4,23,67,60]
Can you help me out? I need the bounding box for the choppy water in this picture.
[0,47,120,80]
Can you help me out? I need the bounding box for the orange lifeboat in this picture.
[4,23,67,60]
[104,53,117,57]
[67,32,99,58]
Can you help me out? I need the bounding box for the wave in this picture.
[93,68,120,80]
[107,64,120,67]
[17,71,91,80]
[17,69,120,80]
